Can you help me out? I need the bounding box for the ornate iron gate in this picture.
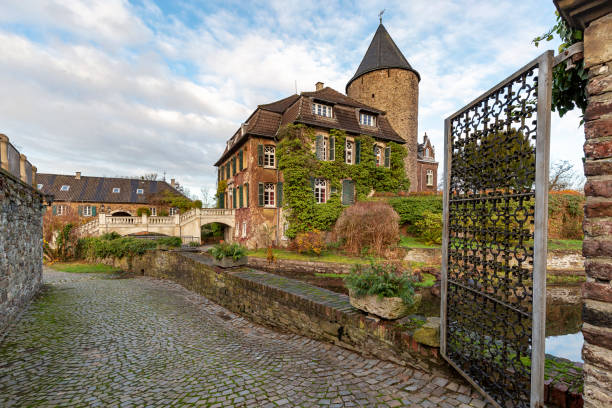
[441,51,552,408]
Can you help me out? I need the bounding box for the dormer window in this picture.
[136,188,144,194]
[60,185,70,191]
[312,103,332,118]
[112,188,120,193]
[359,112,376,127]
[37,184,43,190]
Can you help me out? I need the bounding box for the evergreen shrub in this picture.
[344,262,415,305]
[211,242,247,261]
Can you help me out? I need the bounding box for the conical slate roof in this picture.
[346,23,420,91]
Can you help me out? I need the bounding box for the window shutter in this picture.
[349,180,355,204]
[329,136,335,161]
[52,205,57,215]
[219,194,224,208]
[355,140,361,164]
[239,150,244,171]
[78,205,83,216]
[258,183,264,206]
[384,147,391,168]
[92,206,97,216]
[315,135,323,160]
[239,185,243,208]
[277,182,283,207]
[310,177,315,194]
[257,144,264,166]
[232,157,236,175]
[342,180,349,205]
[245,183,249,207]
[225,163,229,179]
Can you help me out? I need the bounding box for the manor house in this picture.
[214,23,438,247]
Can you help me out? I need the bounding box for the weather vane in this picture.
[379,9,385,24]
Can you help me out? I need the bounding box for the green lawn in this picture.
[399,235,439,249]
[48,262,120,274]
[247,249,376,264]
[548,239,583,251]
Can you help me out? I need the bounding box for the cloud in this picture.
[0,0,584,197]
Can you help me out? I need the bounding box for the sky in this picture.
[0,0,585,198]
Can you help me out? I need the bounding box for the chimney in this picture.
[170,178,176,187]
[315,81,324,91]
[75,171,81,180]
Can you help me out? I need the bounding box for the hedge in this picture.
[78,235,182,260]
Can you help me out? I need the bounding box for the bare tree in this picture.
[549,160,582,191]
[140,173,158,181]
[200,188,216,208]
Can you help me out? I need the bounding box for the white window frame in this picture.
[37,184,43,190]
[321,137,328,161]
[242,222,247,238]
[112,187,120,193]
[149,207,157,216]
[312,103,332,118]
[374,145,383,167]
[136,188,144,194]
[60,185,70,191]
[282,222,289,240]
[264,145,275,168]
[56,204,65,216]
[83,206,92,217]
[345,140,354,165]
[426,170,434,186]
[314,178,327,204]
[264,183,275,208]
[169,207,178,216]
[359,112,376,127]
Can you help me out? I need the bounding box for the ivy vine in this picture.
[533,11,587,118]
[277,124,410,238]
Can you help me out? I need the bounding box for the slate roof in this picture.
[214,86,405,166]
[36,174,186,204]
[346,23,420,92]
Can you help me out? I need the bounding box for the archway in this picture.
[111,211,132,217]
[200,222,231,245]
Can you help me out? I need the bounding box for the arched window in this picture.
[264,146,275,168]
[314,179,327,203]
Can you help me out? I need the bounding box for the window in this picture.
[56,205,65,216]
[424,148,431,158]
[426,170,434,186]
[112,187,120,193]
[312,103,332,118]
[136,188,144,194]
[374,145,382,167]
[345,140,354,164]
[359,112,376,126]
[37,184,43,190]
[314,178,327,204]
[83,206,92,216]
[315,135,328,161]
[242,222,247,238]
[149,207,157,216]
[169,207,178,215]
[264,145,275,168]
[282,223,289,240]
[264,183,275,207]
[60,185,70,191]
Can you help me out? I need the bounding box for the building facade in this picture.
[37,172,187,221]
[214,23,437,247]
[416,133,438,192]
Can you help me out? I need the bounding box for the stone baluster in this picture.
[0,134,8,172]
[19,154,27,183]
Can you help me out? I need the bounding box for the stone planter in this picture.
[349,291,422,320]
[213,256,247,268]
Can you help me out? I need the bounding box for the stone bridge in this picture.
[77,208,235,243]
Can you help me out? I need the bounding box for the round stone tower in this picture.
[346,23,420,191]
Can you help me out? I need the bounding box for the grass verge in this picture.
[247,249,376,264]
[47,262,120,274]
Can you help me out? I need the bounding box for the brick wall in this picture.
[0,169,43,334]
[581,12,612,408]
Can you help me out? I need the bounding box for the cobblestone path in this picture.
[0,270,490,407]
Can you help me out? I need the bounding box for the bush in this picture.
[334,201,399,256]
[136,207,151,216]
[413,211,443,245]
[344,262,415,305]
[548,191,584,239]
[388,195,443,233]
[188,241,200,247]
[211,243,247,261]
[77,235,181,260]
[293,230,325,255]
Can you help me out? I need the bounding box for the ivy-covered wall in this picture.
[277,124,410,238]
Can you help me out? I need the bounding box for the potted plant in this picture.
[344,262,421,320]
[211,242,247,268]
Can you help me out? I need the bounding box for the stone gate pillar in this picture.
[581,11,612,408]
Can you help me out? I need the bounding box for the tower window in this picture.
[312,103,332,118]
[426,170,434,186]
[264,145,275,168]
[359,112,376,127]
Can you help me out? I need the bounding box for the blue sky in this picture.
[0,0,584,198]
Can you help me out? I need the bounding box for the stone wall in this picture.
[0,168,43,333]
[581,11,612,408]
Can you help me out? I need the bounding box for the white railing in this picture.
[107,216,138,224]
[149,216,174,224]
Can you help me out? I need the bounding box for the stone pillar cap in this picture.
[0,133,8,142]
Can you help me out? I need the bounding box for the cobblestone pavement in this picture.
[0,269,491,407]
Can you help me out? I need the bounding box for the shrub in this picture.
[294,230,325,255]
[413,211,443,245]
[344,262,415,305]
[77,235,181,260]
[188,241,200,247]
[548,191,584,239]
[388,195,443,233]
[211,242,247,261]
[136,207,151,216]
[334,201,400,256]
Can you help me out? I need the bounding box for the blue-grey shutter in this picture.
[384,147,391,168]
[315,135,323,160]
[329,136,335,161]
[277,182,283,207]
[245,183,249,207]
[92,206,97,216]
[233,188,236,208]
[52,205,57,215]
[342,180,350,205]
[239,150,244,171]
[257,145,264,166]
[239,185,243,208]
[78,205,83,216]
[258,183,264,206]
[355,140,361,164]
[219,194,224,208]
